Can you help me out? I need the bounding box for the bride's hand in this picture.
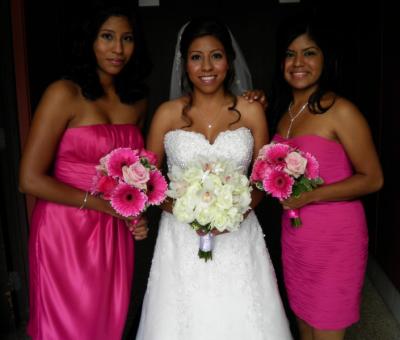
[195,228,228,236]
[211,228,228,236]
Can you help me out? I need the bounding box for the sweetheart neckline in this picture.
[164,127,251,146]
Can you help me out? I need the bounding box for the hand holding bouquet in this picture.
[91,147,167,223]
[167,158,252,261]
[251,142,323,227]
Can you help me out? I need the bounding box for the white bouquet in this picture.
[167,157,252,261]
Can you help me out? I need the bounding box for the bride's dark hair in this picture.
[178,17,240,127]
[65,4,152,104]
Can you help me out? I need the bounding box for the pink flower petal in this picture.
[146,170,168,205]
[111,183,147,217]
[106,148,139,178]
[262,169,294,200]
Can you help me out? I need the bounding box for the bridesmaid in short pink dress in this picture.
[274,133,368,329]
[19,6,150,339]
[269,15,383,339]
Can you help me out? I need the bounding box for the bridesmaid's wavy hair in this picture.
[179,17,240,127]
[66,5,152,103]
[269,14,342,127]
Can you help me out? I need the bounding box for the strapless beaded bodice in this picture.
[164,127,254,172]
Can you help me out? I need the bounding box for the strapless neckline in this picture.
[165,126,251,146]
[66,123,138,130]
[275,133,341,146]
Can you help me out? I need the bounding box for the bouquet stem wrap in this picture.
[288,208,301,227]
[198,233,214,262]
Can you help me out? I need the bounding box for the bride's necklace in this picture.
[286,101,308,138]
[200,104,224,129]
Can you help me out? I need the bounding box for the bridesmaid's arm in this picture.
[134,98,149,130]
[19,81,114,215]
[282,98,383,210]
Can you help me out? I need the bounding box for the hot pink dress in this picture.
[27,124,143,340]
[273,134,368,330]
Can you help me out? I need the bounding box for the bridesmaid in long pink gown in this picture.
[269,15,383,340]
[19,6,151,340]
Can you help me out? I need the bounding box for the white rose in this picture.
[215,186,233,210]
[194,205,213,226]
[183,167,204,183]
[212,210,231,232]
[173,198,195,223]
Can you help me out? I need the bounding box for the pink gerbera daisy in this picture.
[146,170,168,205]
[265,143,291,169]
[262,168,294,200]
[110,183,147,217]
[304,152,320,179]
[106,148,139,178]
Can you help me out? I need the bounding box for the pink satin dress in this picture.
[27,124,143,340]
[273,134,368,330]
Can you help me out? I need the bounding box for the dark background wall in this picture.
[0,0,397,338]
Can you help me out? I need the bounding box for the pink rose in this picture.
[284,151,307,178]
[122,162,150,189]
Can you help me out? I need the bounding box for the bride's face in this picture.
[186,35,229,94]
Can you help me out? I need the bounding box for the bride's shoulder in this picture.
[155,97,187,117]
[235,95,265,122]
[151,96,187,131]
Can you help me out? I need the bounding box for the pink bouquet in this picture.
[250,142,323,227]
[91,147,167,222]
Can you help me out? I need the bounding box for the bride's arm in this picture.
[146,101,181,213]
[211,100,269,236]
[243,99,269,210]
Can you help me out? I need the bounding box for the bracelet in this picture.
[79,191,89,210]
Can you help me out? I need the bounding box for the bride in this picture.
[136,17,293,340]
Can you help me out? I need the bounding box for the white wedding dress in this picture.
[136,127,293,340]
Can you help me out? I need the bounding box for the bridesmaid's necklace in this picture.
[286,101,308,138]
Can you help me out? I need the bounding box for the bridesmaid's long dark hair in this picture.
[269,14,343,130]
[66,4,152,104]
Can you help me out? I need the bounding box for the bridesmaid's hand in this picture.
[242,89,268,110]
[281,192,313,209]
[126,216,149,240]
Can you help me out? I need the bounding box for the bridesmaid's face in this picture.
[283,33,324,92]
[93,15,134,78]
[186,35,229,94]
